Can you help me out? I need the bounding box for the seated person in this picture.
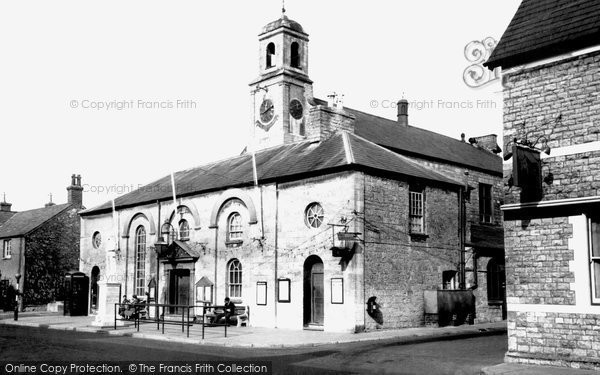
[119,295,130,318]
[215,297,236,326]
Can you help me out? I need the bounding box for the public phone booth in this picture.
[64,271,89,316]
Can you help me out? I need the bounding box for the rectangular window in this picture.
[3,240,11,259]
[409,191,424,233]
[479,184,493,223]
[590,215,600,304]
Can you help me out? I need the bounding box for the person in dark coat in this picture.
[367,296,384,329]
[216,297,236,326]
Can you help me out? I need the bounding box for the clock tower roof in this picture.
[261,15,305,35]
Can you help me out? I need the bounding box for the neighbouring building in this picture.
[0,175,84,310]
[485,0,600,369]
[81,12,504,331]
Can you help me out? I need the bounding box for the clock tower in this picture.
[250,11,313,150]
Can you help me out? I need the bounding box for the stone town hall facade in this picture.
[80,14,504,332]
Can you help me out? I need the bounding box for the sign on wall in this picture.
[331,278,344,304]
[256,282,267,306]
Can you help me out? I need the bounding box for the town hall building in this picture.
[80,12,504,332]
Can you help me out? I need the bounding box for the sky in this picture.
[0,0,521,211]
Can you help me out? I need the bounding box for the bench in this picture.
[204,305,249,327]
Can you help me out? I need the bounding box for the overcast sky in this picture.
[0,0,521,211]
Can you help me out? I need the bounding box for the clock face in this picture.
[260,99,275,124]
[289,99,303,120]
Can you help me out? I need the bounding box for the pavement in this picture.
[0,312,596,375]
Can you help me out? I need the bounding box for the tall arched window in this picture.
[179,219,189,240]
[266,42,276,68]
[227,212,243,241]
[291,42,300,68]
[228,259,242,298]
[134,226,146,296]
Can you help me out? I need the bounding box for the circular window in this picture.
[305,203,324,228]
[92,232,102,249]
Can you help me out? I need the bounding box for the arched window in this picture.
[228,259,242,298]
[179,219,189,240]
[266,42,276,68]
[227,212,243,241]
[487,258,505,304]
[134,226,146,296]
[291,42,300,68]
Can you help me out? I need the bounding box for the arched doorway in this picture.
[90,266,100,313]
[303,255,324,327]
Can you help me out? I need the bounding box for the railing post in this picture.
[114,303,117,330]
[202,305,205,340]
[181,305,184,333]
[187,306,190,338]
[162,305,165,334]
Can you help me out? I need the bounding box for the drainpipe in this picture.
[214,227,218,303]
[459,186,466,290]
[274,183,279,327]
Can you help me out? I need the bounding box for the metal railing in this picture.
[113,302,232,339]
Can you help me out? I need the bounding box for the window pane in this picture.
[591,218,600,257]
[595,262,600,299]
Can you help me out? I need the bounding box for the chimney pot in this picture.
[461,133,466,142]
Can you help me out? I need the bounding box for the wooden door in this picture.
[311,263,324,325]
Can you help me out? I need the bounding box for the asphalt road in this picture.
[0,325,507,374]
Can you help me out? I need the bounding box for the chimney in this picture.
[0,193,12,212]
[67,174,83,207]
[471,134,501,154]
[45,193,56,207]
[397,98,408,126]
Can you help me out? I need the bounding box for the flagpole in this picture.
[170,172,178,240]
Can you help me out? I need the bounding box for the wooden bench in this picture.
[204,305,249,327]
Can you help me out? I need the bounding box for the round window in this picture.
[92,231,102,249]
[305,203,324,228]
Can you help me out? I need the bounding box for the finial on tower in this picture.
[282,0,286,15]
[49,193,53,203]
[2,192,5,203]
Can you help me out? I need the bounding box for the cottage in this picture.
[0,175,83,311]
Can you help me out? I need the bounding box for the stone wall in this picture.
[502,50,600,368]
[407,154,505,323]
[24,206,81,306]
[504,217,574,306]
[503,50,600,205]
[507,311,600,370]
[363,174,459,329]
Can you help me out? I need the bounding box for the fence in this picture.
[113,302,232,339]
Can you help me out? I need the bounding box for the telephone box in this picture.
[64,271,89,316]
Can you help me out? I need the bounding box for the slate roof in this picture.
[485,0,600,69]
[0,203,71,239]
[81,133,462,216]
[0,211,16,226]
[348,107,502,175]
